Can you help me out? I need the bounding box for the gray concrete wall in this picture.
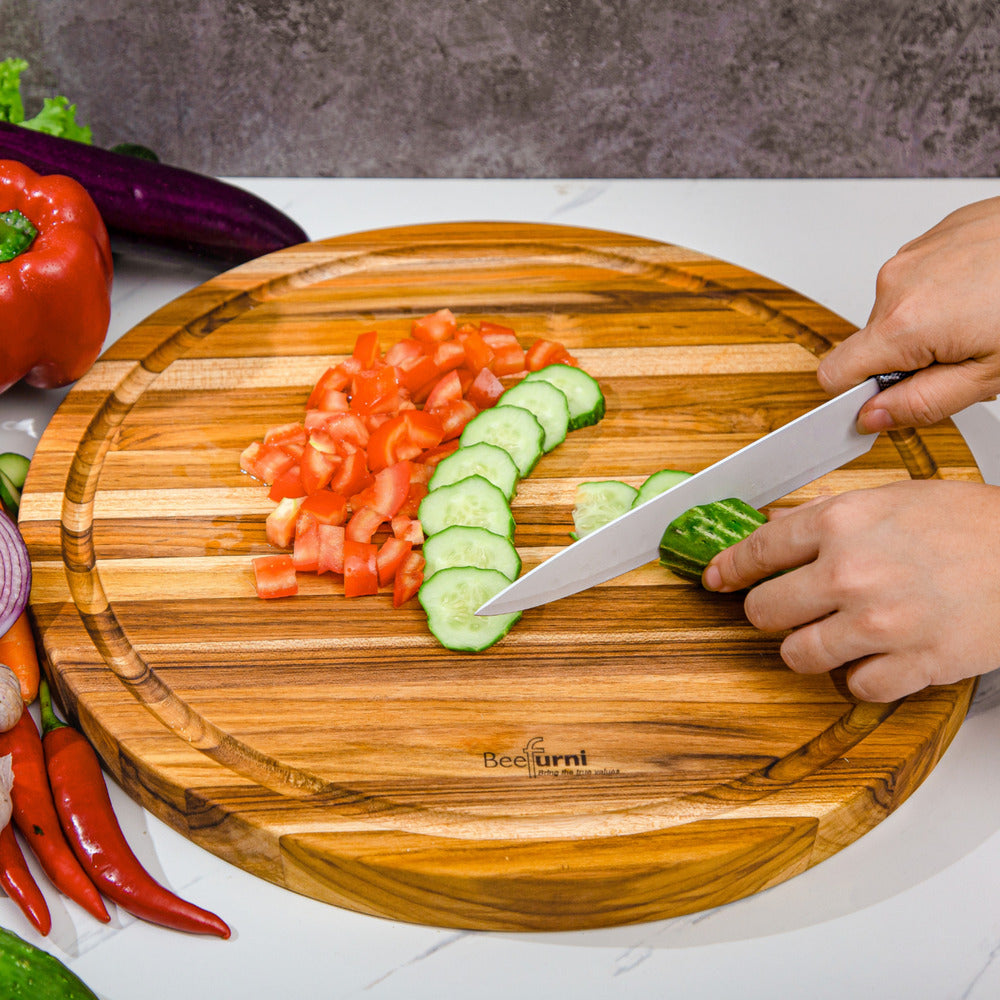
[5,0,999,177]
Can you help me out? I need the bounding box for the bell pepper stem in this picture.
[0,208,37,261]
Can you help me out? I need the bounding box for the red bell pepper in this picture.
[0,159,112,393]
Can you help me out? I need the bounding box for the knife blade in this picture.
[476,373,909,616]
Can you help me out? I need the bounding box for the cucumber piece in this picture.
[0,926,99,999]
[428,441,520,500]
[459,405,544,477]
[423,525,522,580]
[496,379,569,452]
[632,469,692,508]
[658,498,766,582]
[571,480,639,539]
[418,474,515,538]
[418,566,522,651]
[0,470,20,517]
[523,363,605,430]
[0,452,30,489]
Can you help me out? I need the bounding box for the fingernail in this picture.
[859,407,895,434]
[703,565,722,591]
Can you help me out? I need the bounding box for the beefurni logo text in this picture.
[482,737,588,777]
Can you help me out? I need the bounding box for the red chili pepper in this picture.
[0,820,51,935]
[38,681,231,939]
[0,707,109,922]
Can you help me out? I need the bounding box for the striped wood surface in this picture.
[18,222,979,930]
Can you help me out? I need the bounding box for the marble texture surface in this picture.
[4,0,1000,177]
[2,177,1000,999]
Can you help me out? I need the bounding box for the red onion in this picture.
[0,510,30,636]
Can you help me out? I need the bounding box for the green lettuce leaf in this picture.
[0,57,92,142]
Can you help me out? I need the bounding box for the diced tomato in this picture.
[350,364,401,415]
[343,539,379,597]
[307,359,361,407]
[346,505,385,543]
[478,320,517,341]
[490,341,526,376]
[422,369,464,411]
[317,524,346,575]
[298,489,349,526]
[391,515,424,545]
[376,537,413,586]
[385,337,426,367]
[458,328,495,373]
[526,338,577,370]
[416,439,460,467]
[299,442,339,494]
[292,512,320,572]
[330,449,372,497]
[431,340,466,375]
[240,441,295,484]
[252,554,298,599]
[465,367,505,409]
[398,481,428,518]
[367,410,445,471]
[395,353,440,395]
[263,422,308,450]
[370,460,413,518]
[268,464,307,502]
[430,398,478,440]
[411,308,457,344]
[266,496,304,549]
[306,412,370,449]
[392,551,425,607]
[352,330,382,368]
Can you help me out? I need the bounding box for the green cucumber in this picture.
[458,405,544,477]
[523,363,605,430]
[0,451,29,516]
[423,524,522,580]
[658,498,766,582]
[428,441,520,500]
[0,926,99,999]
[418,566,521,651]
[418,474,515,538]
[496,379,569,452]
[571,480,638,539]
[632,468,692,507]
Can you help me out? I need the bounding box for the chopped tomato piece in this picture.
[478,320,517,341]
[526,338,577,370]
[266,496,304,549]
[422,369,464,411]
[371,460,413,518]
[298,489,349,526]
[395,353,440,395]
[292,512,320,572]
[346,505,385,543]
[430,398,478,440]
[392,551,425,607]
[352,330,382,368]
[330,449,372,497]
[490,341,526,376]
[343,539,379,597]
[240,441,295,484]
[307,359,361,407]
[263,422,308,450]
[416,439,460,467]
[391,515,424,545]
[398,481,428,517]
[252,554,298,599]
[299,442,339,494]
[411,308,457,344]
[431,340,466,375]
[458,328,495,373]
[306,412,369,449]
[367,410,445,471]
[385,337,426,367]
[376,537,413,586]
[268,464,307,502]
[317,524,346,575]
[465,367,505,409]
[350,364,401,415]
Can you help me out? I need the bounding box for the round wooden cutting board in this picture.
[19,222,980,931]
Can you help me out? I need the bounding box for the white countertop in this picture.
[3,178,1000,1000]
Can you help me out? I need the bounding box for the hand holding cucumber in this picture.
[706,198,1000,702]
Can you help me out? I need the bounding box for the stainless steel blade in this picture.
[476,376,883,615]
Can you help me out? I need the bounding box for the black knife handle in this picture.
[875,370,916,390]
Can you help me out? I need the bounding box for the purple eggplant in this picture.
[0,121,308,266]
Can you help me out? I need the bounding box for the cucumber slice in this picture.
[418,474,515,538]
[418,566,522,652]
[524,363,605,430]
[0,453,30,489]
[459,406,544,478]
[423,525,522,580]
[428,441,520,500]
[571,480,639,539]
[0,471,20,518]
[496,379,569,452]
[658,498,767,581]
[632,469,692,507]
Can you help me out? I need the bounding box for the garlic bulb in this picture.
[0,664,21,733]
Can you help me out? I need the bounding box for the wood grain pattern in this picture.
[18,222,979,931]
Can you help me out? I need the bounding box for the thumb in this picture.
[856,363,994,432]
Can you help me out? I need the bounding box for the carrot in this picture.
[0,612,40,705]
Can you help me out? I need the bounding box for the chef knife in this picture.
[476,372,910,616]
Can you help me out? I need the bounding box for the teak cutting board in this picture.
[19,222,980,931]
